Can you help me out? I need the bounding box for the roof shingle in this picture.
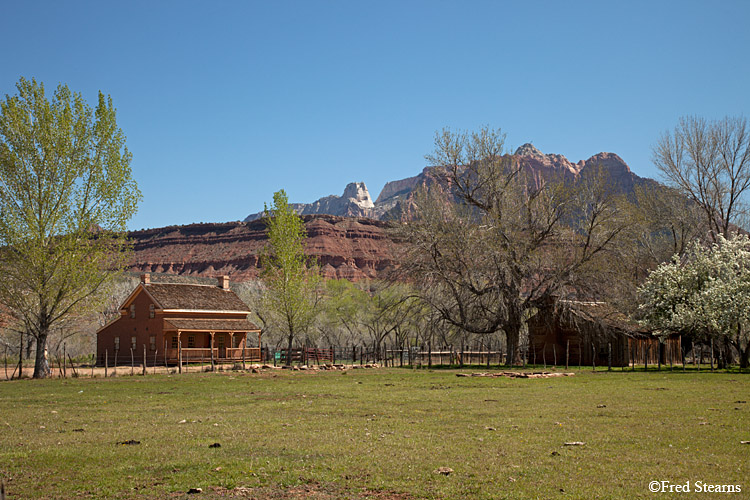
[144,283,250,312]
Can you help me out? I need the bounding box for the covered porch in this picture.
[163,318,262,364]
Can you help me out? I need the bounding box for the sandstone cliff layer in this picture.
[128,215,394,281]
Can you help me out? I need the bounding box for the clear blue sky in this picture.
[3,0,749,230]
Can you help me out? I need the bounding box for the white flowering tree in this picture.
[638,234,750,368]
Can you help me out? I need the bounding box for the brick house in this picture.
[96,274,261,365]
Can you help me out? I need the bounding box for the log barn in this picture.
[528,300,681,367]
[96,274,261,365]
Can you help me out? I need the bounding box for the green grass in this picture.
[1,368,748,499]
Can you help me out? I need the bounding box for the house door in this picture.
[218,334,226,358]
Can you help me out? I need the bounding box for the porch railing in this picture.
[225,347,261,362]
[163,347,261,362]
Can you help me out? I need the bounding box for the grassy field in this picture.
[0,367,748,499]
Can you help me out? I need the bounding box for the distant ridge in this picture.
[244,145,650,222]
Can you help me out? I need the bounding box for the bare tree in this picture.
[652,116,750,240]
[395,127,630,365]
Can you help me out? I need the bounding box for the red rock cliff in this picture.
[128,215,395,281]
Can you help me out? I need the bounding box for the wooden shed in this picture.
[528,300,681,367]
[96,274,261,365]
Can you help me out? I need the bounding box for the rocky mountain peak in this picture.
[342,182,375,209]
[514,143,544,158]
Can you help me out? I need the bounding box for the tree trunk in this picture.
[25,335,34,360]
[740,345,750,370]
[33,331,49,379]
[286,331,294,366]
[505,322,522,366]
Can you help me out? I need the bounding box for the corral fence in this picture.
[4,336,745,380]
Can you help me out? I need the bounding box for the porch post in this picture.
[240,332,246,370]
[210,332,215,371]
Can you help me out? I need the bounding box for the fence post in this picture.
[143,345,147,375]
[566,340,569,370]
[154,348,157,375]
[211,337,215,372]
[63,343,67,378]
[542,343,546,369]
[658,342,662,371]
[591,343,596,371]
[710,338,714,372]
[178,340,182,374]
[681,339,686,372]
[105,349,108,378]
[242,344,246,370]
[553,344,557,367]
[608,343,612,371]
[428,342,432,368]
[644,344,648,371]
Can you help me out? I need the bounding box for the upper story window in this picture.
[129,304,136,319]
[149,304,155,319]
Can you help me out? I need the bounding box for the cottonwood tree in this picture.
[396,127,629,365]
[653,115,750,240]
[0,78,141,378]
[261,189,321,363]
[638,234,750,368]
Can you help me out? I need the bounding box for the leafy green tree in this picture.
[262,189,321,363]
[0,77,141,378]
[638,234,750,368]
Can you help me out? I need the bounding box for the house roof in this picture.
[134,283,250,313]
[164,318,260,332]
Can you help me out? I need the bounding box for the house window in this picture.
[188,335,195,348]
[171,336,178,349]
[131,336,137,351]
[150,335,156,351]
[130,304,136,318]
[217,336,225,349]
[149,304,155,319]
[114,336,120,351]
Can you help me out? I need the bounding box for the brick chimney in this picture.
[140,273,150,285]
[218,275,230,290]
